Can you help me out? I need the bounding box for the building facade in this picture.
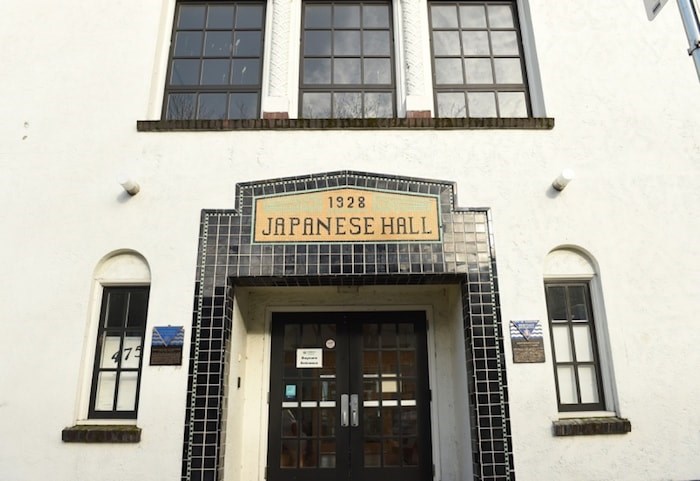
[1,0,699,481]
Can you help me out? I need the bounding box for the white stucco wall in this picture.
[1,0,699,480]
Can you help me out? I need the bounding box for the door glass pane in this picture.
[282,408,298,436]
[551,325,572,362]
[301,380,318,401]
[301,408,318,436]
[381,351,398,374]
[400,380,416,399]
[381,324,397,348]
[363,350,379,375]
[116,371,138,410]
[284,324,300,349]
[383,439,400,466]
[301,324,320,347]
[401,409,418,435]
[363,323,379,348]
[397,323,415,348]
[578,365,600,404]
[556,365,577,404]
[364,407,381,435]
[319,440,336,468]
[364,440,381,466]
[382,407,398,435]
[364,379,380,400]
[381,378,399,399]
[399,350,416,376]
[402,437,419,465]
[281,440,298,468]
[320,408,336,436]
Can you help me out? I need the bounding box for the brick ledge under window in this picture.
[62,424,141,443]
[552,417,632,437]
[136,117,554,132]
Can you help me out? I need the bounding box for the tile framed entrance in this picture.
[183,171,515,481]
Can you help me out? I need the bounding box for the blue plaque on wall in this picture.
[150,326,185,366]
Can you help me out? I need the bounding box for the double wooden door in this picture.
[267,311,433,481]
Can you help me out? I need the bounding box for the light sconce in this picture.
[552,169,575,191]
[118,175,140,195]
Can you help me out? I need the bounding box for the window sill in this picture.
[136,117,554,132]
[61,424,141,443]
[552,417,631,437]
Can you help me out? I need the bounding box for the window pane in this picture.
[231,59,260,85]
[305,5,331,28]
[167,93,197,119]
[363,5,389,28]
[334,58,361,84]
[494,58,523,83]
[551,325,572,362]
[207,5,235,29]
[202,59,230,84]
[175,31,203,57]
[178,5,205,29]
[572,325,594,362]
[105,291,127,328]
[198,93,227,119]
[364,58,391,84]
[171,59,201,85]
[334,31,361,55]
[467,91,496,116]
[498,92,527,117]
[363,31,390,55]
[431,5,458,28]
[236,4,264,28]
[462,31,490,55]
[305,31,331,55]
[556,365,577,404]
[94,372,116,411]
[460,5,487,28]
[334,92,363,118]
[205,31,232,56]
[304,59,331,84]
[364,92,392,117]
[436,92,466,117]
[121,336,143,368]
[116,371,138,411]
[569,286,588,320]
[487,5,514,28]
[491,31,518,55]
[433,31,461,56]
[334,5,360,28]
[578,366,600,404]
[100,336,122,368]
[546,286,567,320]
[127,290,148,327]
[229,93,258,119]
[435,58,463,84]
[233,31,261,56]
[465,58,493,83]
[303,92,332,118]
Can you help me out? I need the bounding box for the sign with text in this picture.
[510,320,545,363]
[296,348,323,368]
[253,188,441,243]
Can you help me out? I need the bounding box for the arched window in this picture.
[88,251,151,419]
[544,247,611,412]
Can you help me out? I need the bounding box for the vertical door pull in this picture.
[341,394,349,427]
[350,394,359,427]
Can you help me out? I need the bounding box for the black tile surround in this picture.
[183,170,515,481]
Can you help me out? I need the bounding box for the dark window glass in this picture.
[164,1,266,120]
[300,1,395,118]
[545,282,605,412]
[429,1,530,117]
[89,286,150,419]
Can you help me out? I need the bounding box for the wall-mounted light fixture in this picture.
[552,169,575,191]
[118,175,140,195]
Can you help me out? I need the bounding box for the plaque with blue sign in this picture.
[150,326,185,365]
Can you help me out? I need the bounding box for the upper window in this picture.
[300,1,395,118]
[428,1,530,117]
[89,286,150,419]
[164,1,266,120]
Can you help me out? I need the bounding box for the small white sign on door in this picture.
[296,348,323,368]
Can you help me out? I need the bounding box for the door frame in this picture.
[257,304,441,481]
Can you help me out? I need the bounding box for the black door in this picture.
[267,311,433,481]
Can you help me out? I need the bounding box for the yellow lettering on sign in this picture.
[253,188,440,243]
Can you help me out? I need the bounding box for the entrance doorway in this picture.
[266,311,433,481]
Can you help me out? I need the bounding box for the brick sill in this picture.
[136,117,554,132]
[62,424,141,443]
[552,417,631,437]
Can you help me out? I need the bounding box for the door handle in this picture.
[341,394,349,427]
[350,394,359,427]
